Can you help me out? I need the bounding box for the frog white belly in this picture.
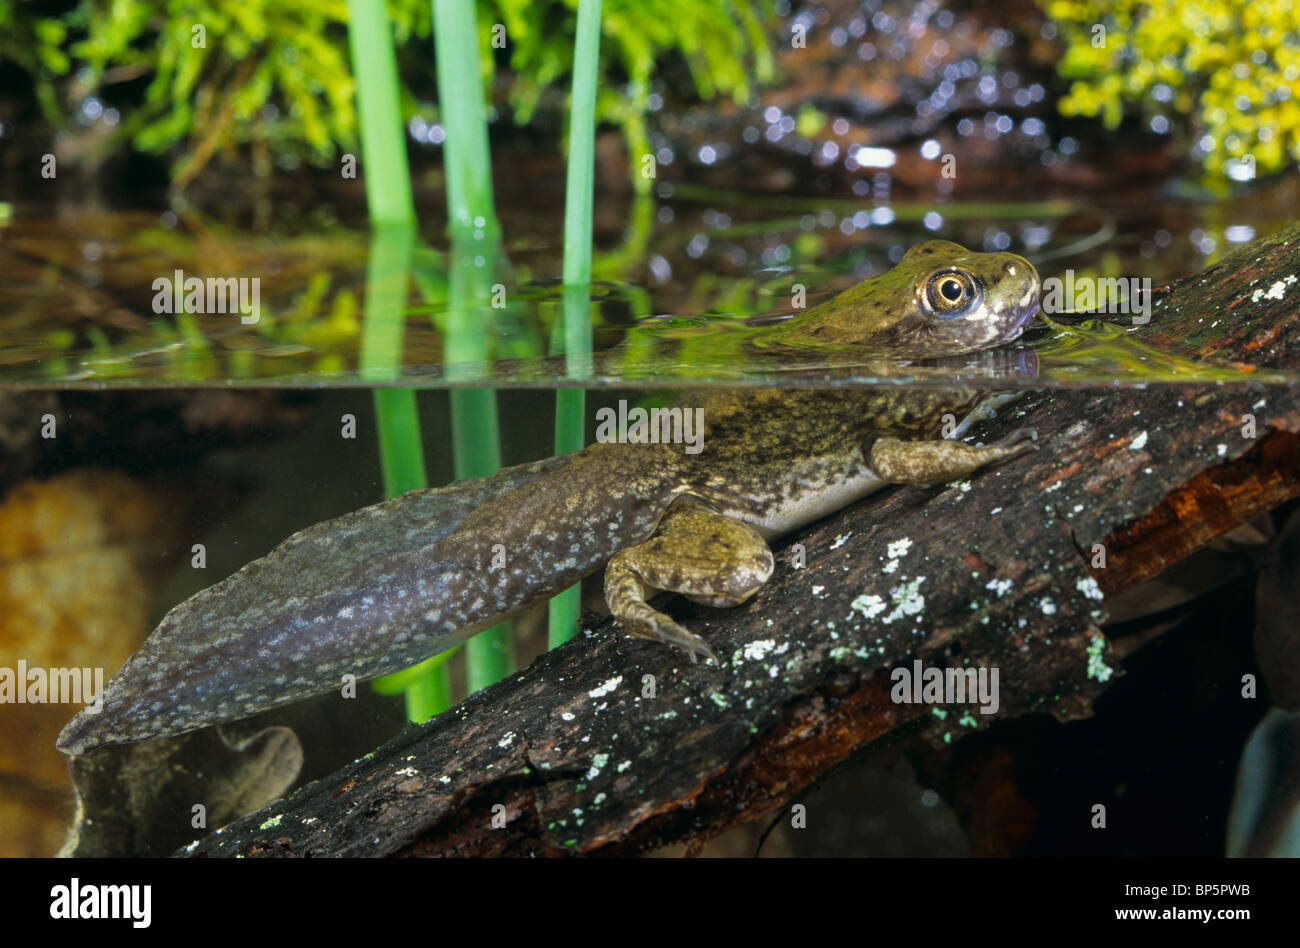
[742,462,886,542]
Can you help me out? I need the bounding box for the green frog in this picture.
[57,240,1041,755]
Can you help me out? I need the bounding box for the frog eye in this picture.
[924,270,979,315]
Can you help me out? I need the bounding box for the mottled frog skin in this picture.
[58,240,1041,754]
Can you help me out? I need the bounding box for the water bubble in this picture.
[1022,225,1051,249]
[1226,158,1256,182]
[853,146,896,168]
[647,256,672,286]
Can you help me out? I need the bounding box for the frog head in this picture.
[777,239,1041,358]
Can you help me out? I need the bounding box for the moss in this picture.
[0,0,772,186]
[1042,0,1300,183]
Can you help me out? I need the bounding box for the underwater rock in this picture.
[0,469,197,855]
[1227,708,1300,858]
[61,725,303,858]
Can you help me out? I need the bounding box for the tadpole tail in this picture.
[56,453,585,755]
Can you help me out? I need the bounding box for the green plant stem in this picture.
[348,1,447,718]
[547,385,586,648]
[432,0,499,241]
[451,386,512,692]
[433,0,510,691]
[346,0,415,227]
[549,0,601,648]
[373,388,425,496]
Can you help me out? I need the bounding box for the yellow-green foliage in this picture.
[1043,0,1300,181]
[0,0,770,185]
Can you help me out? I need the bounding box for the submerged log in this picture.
[185,221,1300,857]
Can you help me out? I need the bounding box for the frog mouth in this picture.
[1009,300,1041,338]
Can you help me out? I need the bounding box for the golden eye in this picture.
[925,271,977,314]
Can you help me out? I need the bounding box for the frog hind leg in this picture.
[868,427,1037,484]
[604,497,774,664]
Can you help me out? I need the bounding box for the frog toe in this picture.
[997,426,1038,447]
[648,617,719,665]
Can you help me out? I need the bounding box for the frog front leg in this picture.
[605,496,775,664]
[868,427,1037,484]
